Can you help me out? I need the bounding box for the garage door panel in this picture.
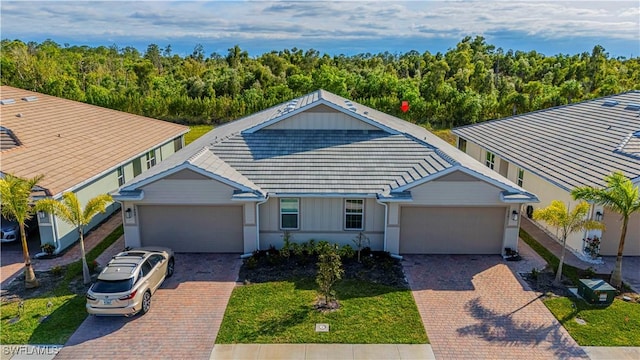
[138,205,243,253]
[400,207,505,254]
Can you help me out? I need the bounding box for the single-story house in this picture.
[113,90,537,256]
[0,86,188,254]
[453,91,640,257]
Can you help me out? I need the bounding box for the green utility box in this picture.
[577,279,616,305]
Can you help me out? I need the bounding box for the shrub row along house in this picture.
[453,91,640,257]
[113,90,537,256]
[0,86,188,254]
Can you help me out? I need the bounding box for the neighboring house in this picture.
[0,86,188,254]
[453,91,640,257]
[113,90,537,257]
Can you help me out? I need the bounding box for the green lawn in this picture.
[544,297,640,346]
[185,124,213,145]
[1,225,123,344]
[216,278,428,344]
[520,228,640,346]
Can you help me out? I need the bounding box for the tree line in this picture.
[1,36,638,129]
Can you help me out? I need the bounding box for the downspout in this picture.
[375,198,389,253]
[241,195,269,258]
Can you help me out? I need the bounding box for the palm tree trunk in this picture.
[20,223,39,288]
[555,236,567,284]
[79,230,91,285]
[610,217,628,288]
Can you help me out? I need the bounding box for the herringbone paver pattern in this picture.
[55,254,241,360]
[404,255,588,360]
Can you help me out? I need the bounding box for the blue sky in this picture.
[2,1,639,58]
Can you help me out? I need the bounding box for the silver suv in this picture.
[86,247,174,316]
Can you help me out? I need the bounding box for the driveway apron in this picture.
[404,255,588,360]
[55,254,241,360]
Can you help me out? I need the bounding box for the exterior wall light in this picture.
[511,210,519,221]
[125,208,132,219]
[595,211,603,221]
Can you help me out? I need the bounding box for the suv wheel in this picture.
[141,291,151,314]
[166,258,175,278]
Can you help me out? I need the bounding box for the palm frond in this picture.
[82,194,113,225]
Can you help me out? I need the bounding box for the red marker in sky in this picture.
[401,101,409,113]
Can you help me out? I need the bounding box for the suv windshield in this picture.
[92,279,134,293]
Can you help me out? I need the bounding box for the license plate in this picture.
[103,299,112,305]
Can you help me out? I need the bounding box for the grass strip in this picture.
[519,228,580,284]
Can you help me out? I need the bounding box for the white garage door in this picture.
[138,205,243,253]
[400,207,506,254]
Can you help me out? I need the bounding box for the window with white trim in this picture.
[517,168,524,187]
[146,150,156,169]
[345,199,364,230]
[485,151,495,170]
[280,198,299,230]
[117,166,125,186]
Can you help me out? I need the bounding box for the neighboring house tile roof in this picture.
[453,91,640,191]
[119,90,536,201]
[0,86,189,197]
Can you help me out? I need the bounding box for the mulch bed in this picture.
[238,249,408,288]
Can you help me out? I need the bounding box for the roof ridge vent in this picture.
[625,103,640,111]
[22,96,38,102]
[0,99,16,105]
[603,100,619,107]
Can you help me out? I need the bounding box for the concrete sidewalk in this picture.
[210,344,435,359]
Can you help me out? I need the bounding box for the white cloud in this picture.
[1,1,638,54]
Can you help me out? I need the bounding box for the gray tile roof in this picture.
[119,90,535,201]
[453,91,640,191]
[212,130,450,194]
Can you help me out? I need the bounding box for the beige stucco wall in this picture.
[600,210,640,256]
[459,135,640,256]
[258,197,385,250]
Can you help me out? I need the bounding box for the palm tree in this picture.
[0,173,44,288]
[38,192,113,284]
[533,200,603,284]
[572,172,640,288]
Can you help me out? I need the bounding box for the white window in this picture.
[146,150,156,169]
[517,168,524,187]
[117,166,125,186]
[345,199,364,230]
[485,151,495,170]
[280,198,299,230]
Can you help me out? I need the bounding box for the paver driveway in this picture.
[55,254,241,360]
[403,255,588,360]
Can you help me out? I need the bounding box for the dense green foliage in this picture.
[2,36,639,127]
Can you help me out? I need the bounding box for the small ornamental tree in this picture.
[38,192,112,284]
[352,231,370,263]
[533,200,603,284]
[316,242,344,307]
